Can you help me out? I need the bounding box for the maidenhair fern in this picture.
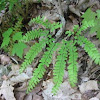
[2,14,100,95]
[19,16,100,95]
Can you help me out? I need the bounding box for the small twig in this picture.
[10,57,18,64]
[54,0,66,41]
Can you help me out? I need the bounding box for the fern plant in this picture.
[1,17,27,58]
[17,15,100,95]
[82,8,100,39]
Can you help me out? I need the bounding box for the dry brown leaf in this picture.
[0,80,16,100]
[89,97,99,100]
[32,94,43,100]
[11,64,20,72]
[9,73,30,84]
[24,93,33,100]
[65,21,74,31]
[0,55,11,65]
[2,75,8,80]
[96,92,100,99]
[25,67,33,77]
[14,91,26,100]
[42,79,81,100]
[69,5,80,16]
[79,80,99,93]
[42,11,60,21]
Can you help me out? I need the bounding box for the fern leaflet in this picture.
[29,16,62,32]
[52,40,68,94]
[67,41,78,87]
[21,29,49,42]
[77,36,100,65]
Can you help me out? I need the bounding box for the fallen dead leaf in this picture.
[10,73,30,84]
[42,79,81,100]
[0,80,16,100]
[89,97,99,100]
[2,75,8,80]
[32,94,43,100]
[69,5,80,16]
[11,64,20,72]
[0,55,12,65]
[79,80,99,93]
[14,91,26,100]
[96,92,100,99]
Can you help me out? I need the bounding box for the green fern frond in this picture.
[76,20,95,36]
[29,16,62,32]
[1,28,13,47]
[52,40,68,94]
[20,38,47,73]
[73,25,79,32]
[96,10,100,18]
[77,36,100,65]
[65,30,74,37]
[9,0,18,11]
[0,0,7,12]
[27,40,59,92]
[27,63,46,93]
[21,29,49,42]
[81,20,95,30]
[67,41,78,87]
[90,18,100,39]
[12,17,23,33]
[81,8,100,39]
[81,8,96,23]
[39,40,59,67]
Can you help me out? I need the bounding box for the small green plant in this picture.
[18,16,100,94]
[0,0,18,12]
[1,17,27,58]
[0,0,29,18]
[82,8,100,39]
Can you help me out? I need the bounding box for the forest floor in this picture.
[0,0,100,100]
